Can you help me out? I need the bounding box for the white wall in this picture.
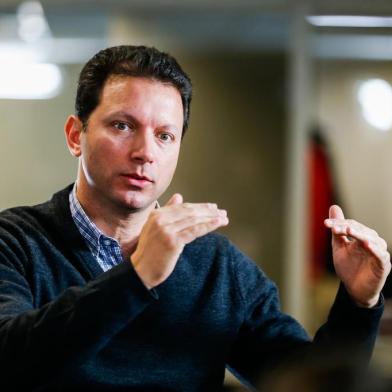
[316,60,392,245]
[0,65,79,209]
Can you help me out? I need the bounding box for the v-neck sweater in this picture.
[0,185,383,391]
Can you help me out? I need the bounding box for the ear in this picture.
[64,115,83,157]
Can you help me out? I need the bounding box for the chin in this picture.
[119,194,155,212]
[110,186,159,212]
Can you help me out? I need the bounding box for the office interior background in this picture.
[1,0,392,388]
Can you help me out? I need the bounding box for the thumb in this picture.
[165,193,183,206]
[329,204,345,220]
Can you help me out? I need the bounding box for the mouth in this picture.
[121,173,154,188]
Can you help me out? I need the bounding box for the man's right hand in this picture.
[130,193,229,289]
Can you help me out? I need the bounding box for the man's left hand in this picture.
[324,205,391,308]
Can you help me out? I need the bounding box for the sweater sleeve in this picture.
[0,239,157,389]
[226,242,383,389]
[313,283,383,357]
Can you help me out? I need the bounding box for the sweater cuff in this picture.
[328,283,384,335]
[334,283,384,312]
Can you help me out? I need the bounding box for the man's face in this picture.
[76,75,184,212]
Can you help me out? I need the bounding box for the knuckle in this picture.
[158,227,178,249]
[160,225,172,238]
[189,216,199,226]
[185,225,204,240]
[376,237,385,247]
[151,212,164,226]
[149,210,159,220]
[150,209,159,217]
[386,251,391,263]
[166,236,178,249]
[188,225,199,236]
[179,233,192,245]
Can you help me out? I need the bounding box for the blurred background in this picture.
[1,0,392,389]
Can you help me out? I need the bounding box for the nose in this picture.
[129,130,155,164]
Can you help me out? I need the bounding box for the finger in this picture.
[325,214,351,244]
[331,226,389,263]
[177,216,229,244]
[325,220,387,249]
[165,212,228,233]
[329,204,345,220]
[165,193,183,206]
[363,241,391,271]
[329,225,370,245]
[324,218,376,239]
[325,218,371,233]
[327,223,358,246]
[346,226,387,250]
[379,237,388,251]
[158,202,224,225]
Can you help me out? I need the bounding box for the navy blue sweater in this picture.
[0,185,383,391]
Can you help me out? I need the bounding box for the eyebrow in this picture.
[104,111,140,126]
[104,111,180,133]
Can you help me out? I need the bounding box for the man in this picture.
[0,45,389,391]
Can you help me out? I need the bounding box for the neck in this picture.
[75,181,155,259]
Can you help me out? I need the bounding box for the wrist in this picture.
[352,294,380,309]
[130,254,155,290]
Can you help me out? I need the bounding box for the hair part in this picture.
[75,45,192,136]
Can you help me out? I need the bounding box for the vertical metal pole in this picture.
[282,3,312,325]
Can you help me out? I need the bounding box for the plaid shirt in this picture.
[69,186,124,272]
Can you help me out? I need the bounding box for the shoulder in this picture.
[0,185,76,271]
[0,184,74,243]
[0,205,47,238]
[0,201,49,246]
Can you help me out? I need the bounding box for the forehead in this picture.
[101,75,180,103]
[95,75,184,127]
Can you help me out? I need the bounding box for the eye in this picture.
[113,121,132,132]
[158,132,175,143]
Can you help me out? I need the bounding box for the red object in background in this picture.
[308,134,335,282]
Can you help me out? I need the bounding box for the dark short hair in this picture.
[75,45,192,135]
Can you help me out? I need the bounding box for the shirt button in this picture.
[104,240,111,246]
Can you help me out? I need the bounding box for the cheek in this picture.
[159,150,180,180]
[83,137,120,177]
[90,136,120,161]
